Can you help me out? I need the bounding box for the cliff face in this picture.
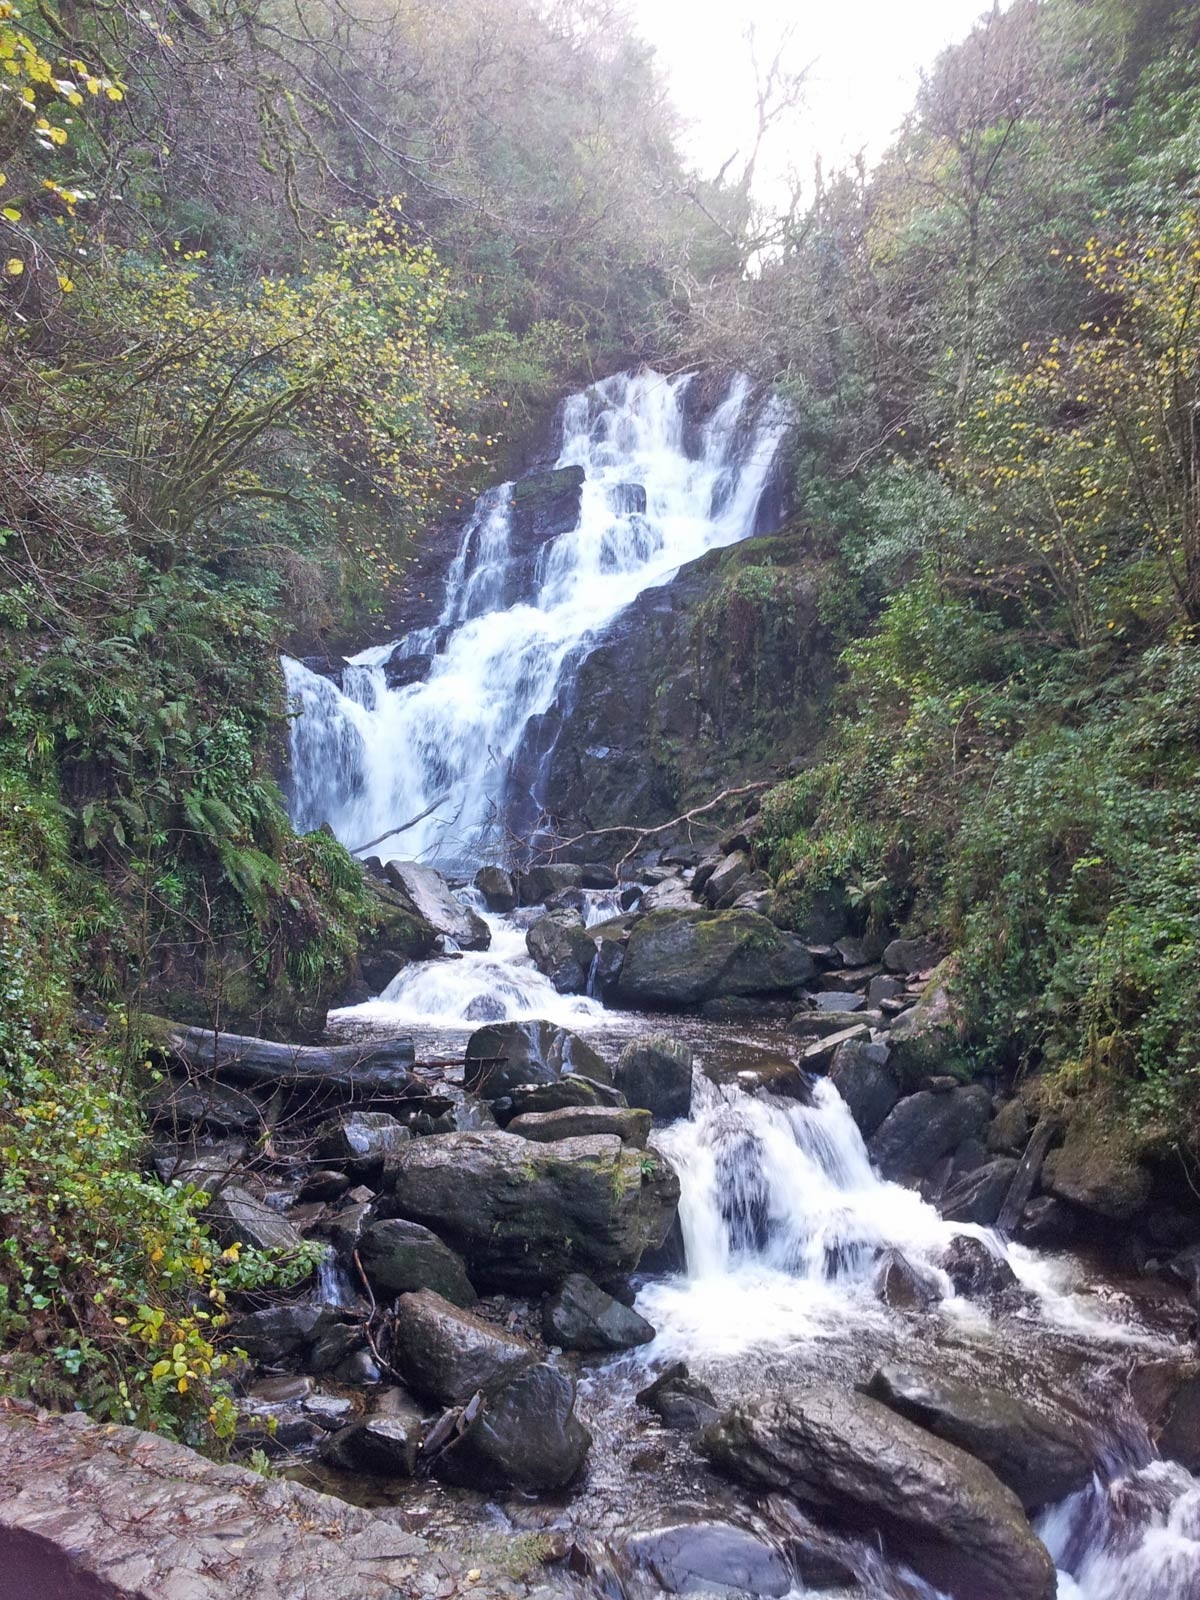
[511,525,837,842]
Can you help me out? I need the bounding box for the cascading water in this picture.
[283,369,788,869]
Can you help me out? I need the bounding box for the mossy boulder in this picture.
[886,958,969,1085]
[614,908,815,1009]
[1041,1106,1152,1220]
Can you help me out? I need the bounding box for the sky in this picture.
[630,0,998,198]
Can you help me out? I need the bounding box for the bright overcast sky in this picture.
[631,0,998,194]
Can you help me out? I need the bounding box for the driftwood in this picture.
[996,1114,1063,1235]
[142,1016,418,1097]
[348,792,451,857]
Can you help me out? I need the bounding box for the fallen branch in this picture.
[349,793,451,858]
[549,780,773,872]
[141,1015,418,1097]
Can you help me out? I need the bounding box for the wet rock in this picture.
[321,1414,423,1477]
[463,1019,610,1097]
[814,990,866,1013]
[357,1218,476,1307]
[637,1362,721,1431]
[789,1009,882,1039]
[828,1040,899,1139]
[988,1097,1031,1155]
[299,1168,353,1202]
[705,850,751,907]
[702,1386,1056,1600]
[622,1521,794,1597]
[146,1076,267,1136]
[641,876,699,912]
[387,1130,679,1290]
[356,875,441,990]
[302,1392,355,1430]
[510,463,585,550]
[318,1196,376,1256]
[228,1303,326,1363]
[500,1075,627,1120]
[1041,1111,1152,1221]
[1128,1359,1200,1472]
[205,1187,304,1254]
[434,1361,591,1491]
[615,909,815,1009]
[380,649,431,689]
[1014,1195,1078,1247]
[940,1157,1020,1227]
[316,1112,411,1176]
[592,933,626,995]
[614,1035,694,1120]
[390,1290,536,1405]
[865,1364,1092,1510]
[517,862,584,905]
[542,1273,655,1351]
[942,1235,1018,1298]
[306,1320,366,1376]
[379,859,490,950]
[868,1085,990,1182]
[610,482,647,515]
[526,909,596,994]
[866,974,904,1006]
[507,1105,651,1146]
[874,1247,943,1311]
[882,936,938,974]
[886,959,967,1084]
[473,864,516,912]
[834,932,886,967]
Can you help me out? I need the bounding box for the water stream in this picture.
[284,367,1200,1599]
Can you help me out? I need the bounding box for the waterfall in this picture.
[282,369,788,868]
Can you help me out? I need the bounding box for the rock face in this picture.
[435,1362,591,1492]
[864,1365,1092,1510]
[614,1035,694,1120]
[389,1290,536,1404]
[463,1019,609,1098]
[379,860,491,951]
[525,910,595,994]
[387,1130,679,1290]
[542,1273,656,1351]
[357,1218,476,1307]
[702,1387,1056,1600]
[615,910,815,1009]
[1128,1359,1200,1472]
[867,1085,990,1182]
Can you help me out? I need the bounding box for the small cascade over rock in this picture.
[282,369,788,869]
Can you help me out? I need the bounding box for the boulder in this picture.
[942,1235,1018,1299]
[864,1365,1092,1510]
[516,862,584,906]
[510,464,585,550]
[473,865,516,913]
[462,1019,610,1098]
[615,910,815,1009]
[614,1035,694,1121]
[357,877,441,991]
[701,1386,1056,1600]
[883,937,939,974]
[874,1247,943,1311]
[704,851,751,908]
[886,959,967,1084]
[146,1077,267,1136]
[939,1157,1020,1227]
[542,1273,655,1351]
[205,1187,304,1254]
[987,1097,1031,1155]
[867,1085,990,1182]
[641,876,699,912]
[814,990,866,1013]
[834,932,886,967]
[507,1105,650,1146]
[227,1303,326,1363]
[500,1076,627,1120]
[321,1415,423,1478]
[1041,1111,1152,1221]
[1128,1359,1200,1472]
[316,1112,410,1175]
[1014,1196,1077,1248]
[637,1362,721,1431]
[380,860,490,951]
[828,1040,900,1139]
[387,1130,679,1290]
[526,910,596,994]
[389,1290,536,1405]
[592,933,626,995]
[434,1362,591,1491]
[621,1521,794,1598]
[866,974,904,1006]
[357,1218,476,1307]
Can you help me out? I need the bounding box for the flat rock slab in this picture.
[0,1406,562,1600]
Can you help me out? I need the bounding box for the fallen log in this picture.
[141,1016,418,1098]
[996,1114,1062,1235]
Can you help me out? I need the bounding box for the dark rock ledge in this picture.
[0,1404,567,1600]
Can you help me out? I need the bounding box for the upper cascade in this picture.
[281,368,789,869]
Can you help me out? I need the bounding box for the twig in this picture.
[348,794,451,857]
[551,781,773,872]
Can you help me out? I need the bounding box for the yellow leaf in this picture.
[4,257,23,275]
[2,206,20,222]
[57,274,74,292]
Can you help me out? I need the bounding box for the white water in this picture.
[1041,1461,1200,1600]
[283,369,788,869]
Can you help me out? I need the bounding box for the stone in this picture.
[387,1131,679,1291]
[789,1009,883,1039]
[701,1386,1056,1600]
[640,876,699,912]
[834,932,887,967]
[307,1320,366,1376]
[318,1196,376,1256]
[434,1362,591,1492]
[145,1077,266,1135]
[357,876,440,991]
[942,1235,1019,1299]
[610,481,647,515]
[828,1040,900,1139]
[500,1076,627,1120]
[390,1290,536,1405]
[463,1019,610,1097]
[299,1168,352,1202]
[621,1521,794,1597]
[473,864,516,912]
[615,909,816,1009]
[321,1415,423,1477]
[302,1393,355,1430]
[526,909,595,994]
[542,1273,655,1351]
[205,1187,304,1254]
[886,959,967,1084]
[591,933,626,995]
[507,1105,651,1146]
[883,936,939,973]
[939,1157,1020,1227]
[516,862,584,906]
[226,1303,326,1362]
[316,1112,411,1174]
[1041,1111,1152,1220]
[510,463,586,551]
[814,990,866,1013]
[636,1362,721,1431]
[874,1247,943,1311]
[867,1085,991,1182]
[1015,1196,1078,1248]
[704,850,752,907]
[866,974,904,1006]
[987,1097,1031,1155]
[865,1364,1092,1510]
[614,1035,693,1120]
[380,860,490,950]
[1128,1359,1200,1472]
[357,1218,476,1307]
